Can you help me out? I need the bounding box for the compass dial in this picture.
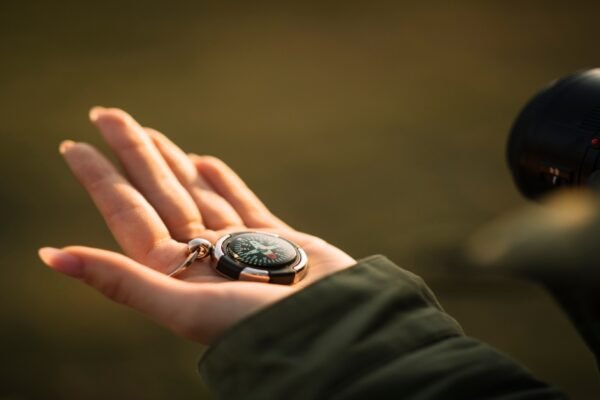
[226,232,298,269]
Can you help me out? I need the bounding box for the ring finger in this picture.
[146,127,244,231]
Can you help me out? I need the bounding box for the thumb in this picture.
[38,246,189,328]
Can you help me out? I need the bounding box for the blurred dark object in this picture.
[468,69,600,280]
[469,70,600,370]
[508,69,600,199]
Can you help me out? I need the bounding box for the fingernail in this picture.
[38,247,83,278]
[89,106,106,122]
[59,140,75,154]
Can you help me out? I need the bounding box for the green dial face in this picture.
[226,233,297,269]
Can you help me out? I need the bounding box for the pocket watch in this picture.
[169,231,308,285]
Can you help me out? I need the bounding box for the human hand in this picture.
[38,107,356,344]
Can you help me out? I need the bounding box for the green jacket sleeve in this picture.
[199,255,566,400]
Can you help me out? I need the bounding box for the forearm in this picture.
[199,256,565,400]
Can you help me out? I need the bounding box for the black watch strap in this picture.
[215,257,304,285]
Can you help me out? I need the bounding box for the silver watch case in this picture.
[213,231,308,285]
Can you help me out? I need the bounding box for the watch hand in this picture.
[249,240,265,249]
[250,240,276,251]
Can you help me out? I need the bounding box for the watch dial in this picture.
[226,232,297,269]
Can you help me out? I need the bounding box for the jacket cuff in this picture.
[198,255,463,399]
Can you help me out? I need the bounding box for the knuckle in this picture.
[172,220,206,243]
[243,206,265,224]
[87,173,117,192]
[144,127,161,137]
[198,155,222,165]
[175,163,199,187]
[115,135,147,152]
[197,155,228,173]
[187,153,201,163]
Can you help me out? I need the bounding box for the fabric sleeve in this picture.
[198,255,566,400]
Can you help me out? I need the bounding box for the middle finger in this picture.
[90,107,204,241]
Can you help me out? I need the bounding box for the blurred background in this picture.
[2,0,600,398]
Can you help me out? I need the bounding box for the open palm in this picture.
[39,107,356,344]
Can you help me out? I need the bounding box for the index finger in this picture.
[60,140,174,267]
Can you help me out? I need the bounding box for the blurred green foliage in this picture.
[2,0,600,398]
